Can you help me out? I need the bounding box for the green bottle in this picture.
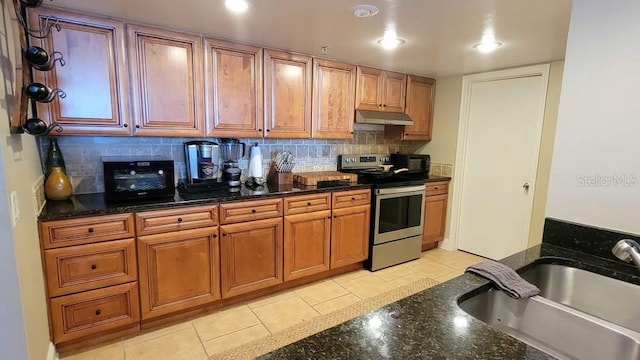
[45,138,66,177]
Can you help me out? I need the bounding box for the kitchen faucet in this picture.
[612,239,640,270]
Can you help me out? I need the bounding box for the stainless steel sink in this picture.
[520,264,640,333]
[459,263,640,360]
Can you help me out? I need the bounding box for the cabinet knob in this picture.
[91,264,97,270]
[266,129,271,132]
[333,215,337,218]
[307,202,312,206]
[405,133,409,136]
[351,197,356,201]
[213,234,217,238]
[123,123,128,128]
[135,125,140,129]
[88,227,94,233]
[382,104,387,107]
[177,217,183,223]
[251,209,256,213]
[95,309,101,316]
[222,233,228,237]
[258,128,262,132]
[327,216,331,219]
[378,104,383,107]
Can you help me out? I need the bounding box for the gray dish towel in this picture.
[466,261,540,299]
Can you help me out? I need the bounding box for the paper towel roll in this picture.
[249,144,263,178]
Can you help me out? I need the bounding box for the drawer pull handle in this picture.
[95,309,101,316]
[91,264,97,270]
[251,209,256,213]
[307,202,312,206]
[433,187,439,190]
[88,228,94,233]
[177,217,183,223]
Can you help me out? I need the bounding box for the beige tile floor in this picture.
[61,249,485,360]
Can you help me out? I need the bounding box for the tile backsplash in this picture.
[37,131,424,194]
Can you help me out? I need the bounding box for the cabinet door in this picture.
[204,38,263,138]
[128,24,204,136]
[220,217,283,298]
[382,71,407,113]
[137,227,220,319]
[284,210,331,281]
[403,75,436,140]
[29,8,130,135]
[311,59,356,139]
[355,66,383,111]
[264,49,312,138]
[331,205,370,268]
[423,194,448,246]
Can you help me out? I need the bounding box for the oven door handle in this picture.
[376,185,426,196]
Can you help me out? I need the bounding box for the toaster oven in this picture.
[103,158,175,202]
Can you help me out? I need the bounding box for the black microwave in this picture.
[103,158,175,202]
[390,153,431,173]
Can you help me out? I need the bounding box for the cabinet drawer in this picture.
[426,182,449,196]
[219,198,283,224]
[50,282,140,344]
[135,205,218,236]
[284,193,331,215]
[40,213,135,249]
[332,189,371,209]
[44,239,137,297]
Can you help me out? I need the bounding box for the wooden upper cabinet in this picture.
[386,75,436,141]
[382,71,407,113]
[127,24,204,136]
[264,49,312,138]
[311,59,356,139]
[204,38,263,138]
[28,8,130,135]
[355,66,383,111]
[355,66,407,113]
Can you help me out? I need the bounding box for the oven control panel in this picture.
[339,154,390,170]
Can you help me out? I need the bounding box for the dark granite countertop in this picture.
[39,175,451,221]
[259,242,640,359]
[38,182,371,221]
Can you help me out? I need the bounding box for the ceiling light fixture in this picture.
[473,33,502,53]
[377,29,405,50]
[225,0,249,13]
[353,4,379,18]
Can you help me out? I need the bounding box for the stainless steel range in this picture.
[339,154,430,271]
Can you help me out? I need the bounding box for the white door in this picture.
[455,66,549,260]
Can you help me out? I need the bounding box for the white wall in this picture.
[546,0,640,234]
[1,1,52,359]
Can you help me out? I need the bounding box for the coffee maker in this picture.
[219,138,246,188]
[179,141,224,192]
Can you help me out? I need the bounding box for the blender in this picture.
[219,138,246,188]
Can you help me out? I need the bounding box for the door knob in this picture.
[523,182,530,191]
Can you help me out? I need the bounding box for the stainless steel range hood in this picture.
[355,110,414,126]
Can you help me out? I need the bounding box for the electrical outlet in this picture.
[10,191,19,228]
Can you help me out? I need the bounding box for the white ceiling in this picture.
[48,0,572,77]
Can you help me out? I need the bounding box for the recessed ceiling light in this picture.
[473,33,502,53]
[225,0,249,13]
[473,41,502,53]
[353,4,379,18]
[377,37,405,50]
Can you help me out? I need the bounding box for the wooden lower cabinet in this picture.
[137,227,220,319]
[49,282,139,344]
[330,205,370,268]
[423,194,448,249]
[284,210,331,281]
[220,217,283,298]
